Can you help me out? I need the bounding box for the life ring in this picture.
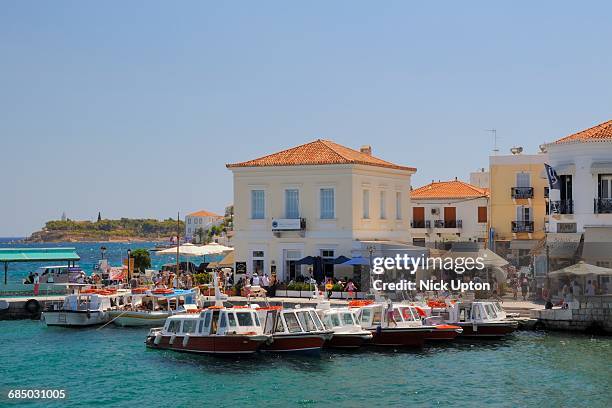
[131,287,148,294]
[152,288,174,295]
[348,300,373,307]
[24,299,41,315]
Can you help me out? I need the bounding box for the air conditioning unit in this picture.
[431,208,440,215]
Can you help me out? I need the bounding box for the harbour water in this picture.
[0,320,610,407]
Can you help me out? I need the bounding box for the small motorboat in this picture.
[447,301,518,338]
[257,306,333,354]
[352,301,436,347]
[42,289,129,327]
[316,302,372,348]
[145,306,271,355]
[109,288,200,327]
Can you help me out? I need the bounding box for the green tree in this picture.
[131,248,151,273]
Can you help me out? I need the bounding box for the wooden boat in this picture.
[448,301,518,337]
[316,303,372,348]
[42,289,129,327]
[145,306,270,355]
[256,306,333,354]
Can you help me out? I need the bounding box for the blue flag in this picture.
[544,163,562,190]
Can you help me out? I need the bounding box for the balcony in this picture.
[511,187,534,199]
[411,220,432,228]
[550,200,574,215]
[433,220,462,228]
[594,198,612,214]
[512,220,534,233]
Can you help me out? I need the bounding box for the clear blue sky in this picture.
[1,1,611,236]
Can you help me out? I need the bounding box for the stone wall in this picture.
[532,295,612,333]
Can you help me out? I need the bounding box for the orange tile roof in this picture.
[555,120,612,144]
[411,180,489,200]
[226,139,416,172]
[187,210,223,218]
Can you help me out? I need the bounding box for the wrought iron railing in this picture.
[512,220,534,233]
[511,187,534,199]
[594,198,612,214]
[550,200,573,214]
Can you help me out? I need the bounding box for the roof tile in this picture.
[226,139,416,172]
[411,180,489,200]
[555,120,612,144]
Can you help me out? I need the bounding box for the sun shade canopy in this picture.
[0,248,80,263]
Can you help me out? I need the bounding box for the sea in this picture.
[0,241,611,407]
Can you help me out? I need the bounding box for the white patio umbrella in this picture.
[156,242,233,257]
[548,261,612,277]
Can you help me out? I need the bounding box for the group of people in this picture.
[509,274,534,301]
[151,270,194,290]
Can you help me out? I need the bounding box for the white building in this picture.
[545,120,612,268]
[226,139,416,283]
[410,179,489,248]
[185,210,224,241]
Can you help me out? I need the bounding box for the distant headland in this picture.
[26,218,185,243]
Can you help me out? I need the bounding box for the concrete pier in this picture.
[531,295,612,334]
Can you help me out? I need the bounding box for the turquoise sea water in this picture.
[0,241,222,284]
[0,320,610,408]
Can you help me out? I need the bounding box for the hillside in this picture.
[26,218,184,242]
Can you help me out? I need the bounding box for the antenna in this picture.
[485,129,498,154]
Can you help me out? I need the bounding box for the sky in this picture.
[1,1,611,236]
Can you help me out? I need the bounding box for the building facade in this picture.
[545,120,612,268]
[185,210,223,241]
[489,151,548,266]
[226,139,416,282]
[410,179,489,248]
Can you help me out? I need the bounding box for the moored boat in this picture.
[145,306,270,355]
[448,301,518,338]
[42,288,128,327]
[257,306,333,354]
[316,303,372,348]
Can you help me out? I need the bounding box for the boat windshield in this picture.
[485,304,498,319]
[228,313,237,327]
[341,312,355,326]
[296,311,318,332]
[399,307,416,321]
[182,320,197,333]
[283,312,303,333]
[167,319,181,333]
[309,310,325,331]
[236,312,256,327]
[325,313,341,328]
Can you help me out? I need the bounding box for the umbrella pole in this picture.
[177,212,180,281]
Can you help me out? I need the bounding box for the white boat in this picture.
[316,302,372,348]
[42,289,128,327]
[109,289,200,327]
[33,265,85,284]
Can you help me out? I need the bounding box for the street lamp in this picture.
[100,246,107,260]
[127,248,132,283]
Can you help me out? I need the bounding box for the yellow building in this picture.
[489,151,548,266]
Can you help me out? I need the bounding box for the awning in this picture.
[207,250,235,269]
[554,163,575,174]
[581,227,612,262]
[544,233,582,258]
[591,161,612,173]
[509,240,538,250]
[0,248,80,262]
[548,261,612,277]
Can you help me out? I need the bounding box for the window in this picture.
[372,307,382,324]
[380,191,386,219]
[188,218,191,224]
[203,313,211,332]
[516,172,531,187]
[325,314,340,328]
[252,249,264,275]
[284,313,303,333]
[362,190,370,219]
[516,206,531,221]
[320,188,335,219]
[600,174,612,199]
[341,313,354,326]
[285,189,299,219]
[228,313,237,327]
[321,250,334,258]
[182,320,197,333]
[167,320,181,333]
[412,238,426,247]
[236,312,254,327]
[478,206,487,223]
[251,190,265,219]
[309,310,325,330]
[296,311,317,332]
[219,314,227,329]
[360,309,371,324]
[395,192,402,220]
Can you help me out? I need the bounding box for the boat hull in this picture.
[368,327,431,347]
[145,334,266,355]
[425,325,463,341]
[326,333,372,349]
[110,311,170,327]
[455,321,518,338]
[261,333,327,353]
[42,311,108,327]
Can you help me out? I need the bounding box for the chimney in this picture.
[360,145,372,156]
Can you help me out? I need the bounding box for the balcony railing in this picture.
[512,220,534,233]
[433,220,462,228]
[594,198,612,214]
[511,187,534,199]
[550,200,574,214]
[411,220,425,228]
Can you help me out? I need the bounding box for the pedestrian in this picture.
[261,273,270,293]
[586,280,595,296]
[512,276,518,300]
[345,279,357,300]
[33,272,40,295]
[385,302,397,327]
[520,275,529,300]
[252,273,260,286]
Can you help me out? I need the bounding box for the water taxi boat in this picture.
[316,303,372,348]
[145,306,270,355]
[109,288,199,327]
[445,301,518,338]
[42,289,128,327]
[352,301,459,347]
[257,306,333,354]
